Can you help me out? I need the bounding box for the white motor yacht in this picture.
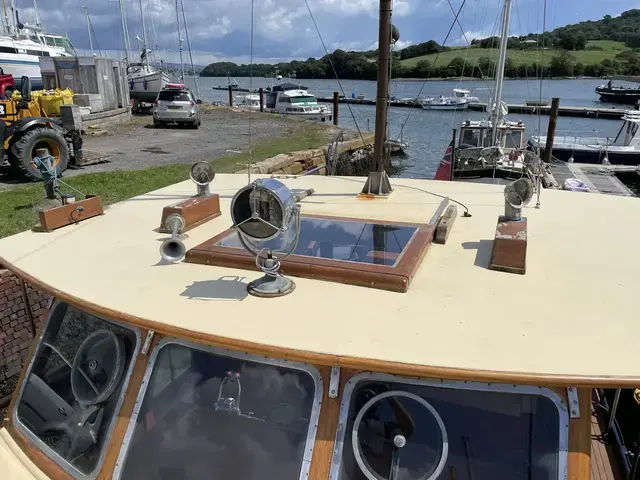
[265,83,332,122]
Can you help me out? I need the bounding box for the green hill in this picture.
[400,40,629,68]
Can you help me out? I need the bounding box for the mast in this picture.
[83,6,94,57]
[179,0,200,98]
[138,0,149,66]
[9,0,16,36]
[360,0,393,196]
[490,0,513,145]
[1,0,9,36]
[175,0,184,81]
[32,0,40,26]
[118,0,131,61]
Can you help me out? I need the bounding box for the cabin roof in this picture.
[1,174,639,386]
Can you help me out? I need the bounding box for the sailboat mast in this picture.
[1,0,10,36]
[83,6,94,57]
[174,0,184,81]
[179,0,200,98]
[491,0,513,145]
[32,0,40,26]
[138,0,149,66]
[118,0,131,61]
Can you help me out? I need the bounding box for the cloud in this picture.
[10,0,622,64]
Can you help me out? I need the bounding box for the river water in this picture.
[182,76,625,179]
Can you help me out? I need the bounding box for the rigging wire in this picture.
[303,0,367,147]
[179,0,200,99]
[537,0,547,149]
[87,10,102,56]
[247,0,254,184]
[394,0,468,139]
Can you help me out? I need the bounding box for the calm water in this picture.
[182,76,624,179]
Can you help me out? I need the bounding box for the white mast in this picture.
[32,0,40,26]
[175,0,184,81]
[490,0,513,145]
[179,0,200,98]
[9,0,16,36]
[138,0,149,66]
[83,6,94,57]
[118,0,131,61]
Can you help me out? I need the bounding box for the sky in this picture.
[13,0,638,65]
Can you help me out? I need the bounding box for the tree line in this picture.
[201,49,640,80]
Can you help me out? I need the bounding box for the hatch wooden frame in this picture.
[184,214,436,293]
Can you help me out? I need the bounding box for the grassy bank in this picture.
[400,40,628,68]
[0,121,334,239]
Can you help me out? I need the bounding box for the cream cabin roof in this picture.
[1,174,638,385]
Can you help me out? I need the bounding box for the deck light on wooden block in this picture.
[159,162,221,233]
[37,195,104,232]
[489,178,534,275]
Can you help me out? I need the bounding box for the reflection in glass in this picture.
[216,216,418,267]
[16,303,138,475]
[118,343,317,480]
[338,381,561,480]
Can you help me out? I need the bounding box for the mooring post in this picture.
[543,97,560,163]
[259,88,264,112]
[450,129,456,181]
[228,85,233,107]
[333,91,339,125]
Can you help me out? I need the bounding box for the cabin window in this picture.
[27,50,43,56]
[503,129,523,149]
[114,339,323,480]
[460,128,481,147]
[291,96,315,104]
[14,301,141,478]
[0,46,18,54]
[281,97,291,103]
[330,373,568,480]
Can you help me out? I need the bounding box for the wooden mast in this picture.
[361,0,393,196]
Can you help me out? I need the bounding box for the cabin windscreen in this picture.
[14,301,140,478]
[332,375,567,480]
[290,96,316,104]
[114,340,322,480]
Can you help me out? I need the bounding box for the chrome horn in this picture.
[160,214,186,263]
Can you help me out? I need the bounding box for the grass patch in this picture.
[400,40,629,68]
[0,121,334,239]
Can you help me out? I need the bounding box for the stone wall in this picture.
[0,270,50,383]
[237,134,376,176]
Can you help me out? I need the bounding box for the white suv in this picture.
[153,84,201,129]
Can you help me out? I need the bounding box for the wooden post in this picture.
[228,85,233,107]
[450,129,456,182]
[333,91,339,125]
[259,88,264,112]
[543,97,560,163]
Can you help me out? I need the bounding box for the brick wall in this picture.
[0,269,50,383]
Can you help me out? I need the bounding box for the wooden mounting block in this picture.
[37,196,104,232]
[489,216,528,275]
[159,194,221,233]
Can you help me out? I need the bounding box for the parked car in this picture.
[153,84,201,129]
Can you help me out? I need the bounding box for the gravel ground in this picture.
[0,108,300,191]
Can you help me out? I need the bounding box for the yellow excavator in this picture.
[1,76,82,181]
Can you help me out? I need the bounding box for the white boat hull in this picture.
[129,69,171,103]
[422,102,469,111]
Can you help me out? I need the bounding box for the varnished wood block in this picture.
[37,196,104,232]
[434,204,457,245]
[159,194,221,233]
[489,216,527,275]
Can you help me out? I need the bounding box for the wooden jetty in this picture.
[545,162,637,196]
[317,96,421,108]
[468,102,625,119]
[317,96,625,118]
